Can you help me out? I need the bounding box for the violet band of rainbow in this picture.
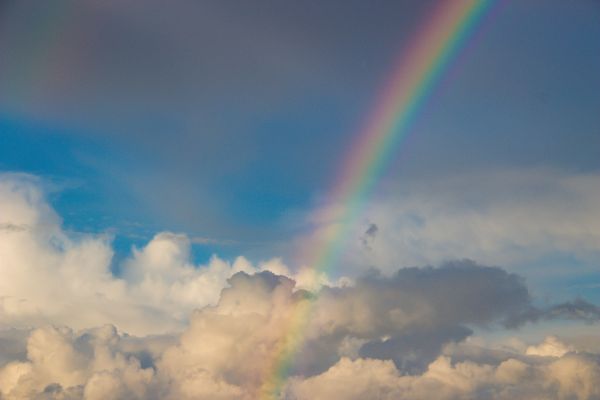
[259,1,497,398]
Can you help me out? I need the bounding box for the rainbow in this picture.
[259,1,496,398]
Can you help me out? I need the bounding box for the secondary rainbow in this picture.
[259,1,496,398]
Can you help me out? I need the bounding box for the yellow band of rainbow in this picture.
[259,1,496,398]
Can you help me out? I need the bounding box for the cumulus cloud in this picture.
[0,173,314,335]
[287,336,598,400]
[0,325,156,400]
[151,270,600,397]
[286,351,600,400]
[1,273,600,399]
[526,336,574,358]
[3,172,600,398]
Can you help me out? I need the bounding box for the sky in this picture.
[1,0,600,399]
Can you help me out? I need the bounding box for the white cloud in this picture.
[2,172,600,398]
[0,173,305,335]
[0,325,155,400]
[0,266,599,399]
[526,336,574,358]
[286,351,600,400]
[296,169,600,275]
[3,325,598,400]
[90,269,600,398]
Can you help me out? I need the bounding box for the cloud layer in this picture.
[0,173,325,335]
[2,173,600,399]
[298,169,600,278]
[1,273,600,399]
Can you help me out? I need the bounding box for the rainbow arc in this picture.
[259,1,496,398]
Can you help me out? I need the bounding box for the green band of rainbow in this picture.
[259,1,496,398]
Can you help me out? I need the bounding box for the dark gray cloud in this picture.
[0,223,28,233]
[0,0,436,240]
[298,260,531,374]
[295,260,600,376]
[359,325,472,374]
[0,0,432,137]
[0,328,29,367]
[507,298,600,328]
[316,260,532,331]
[360,222,378,251]
[547,299,600,322]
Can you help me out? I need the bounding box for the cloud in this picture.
[147,265,600,398]
[2,323,600,399]
[505,299,600,329]
[0,0,438,241]
[0,329,29,368]
[0,266,599,399]
[546,299,600,322]
[286,336,600,400]
[0,224,28,233]
[93,269,600,397]
[0,325,156,400]
[360,223,378,251]
[285,351,600,400]
[2,173,600,398]
[0,173,308,335]
[298,169,600,275]
[0,0,429,126]
[526,336,574,358]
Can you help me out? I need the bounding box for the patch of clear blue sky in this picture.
[0,0,599,270]
[0,117,229,267]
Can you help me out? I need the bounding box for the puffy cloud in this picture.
[286,352,600,400]
[0,325,155,400]
[304,261,534,374]
[3,325,599,400]
[526,336,574,358]
[1,271,600,399]
[3,173,600,398]
[3,172,599,337]
[115,269,600,397]
[0,173,305,335]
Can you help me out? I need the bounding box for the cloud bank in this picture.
[0,174,330,335]
[1,272,600,399]
[2,173,600,399]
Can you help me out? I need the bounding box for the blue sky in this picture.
[2,1,598,253]
[0,0,598,303]
[1,1,599,287]
[0,1,600,296]
[1,0,599,278]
